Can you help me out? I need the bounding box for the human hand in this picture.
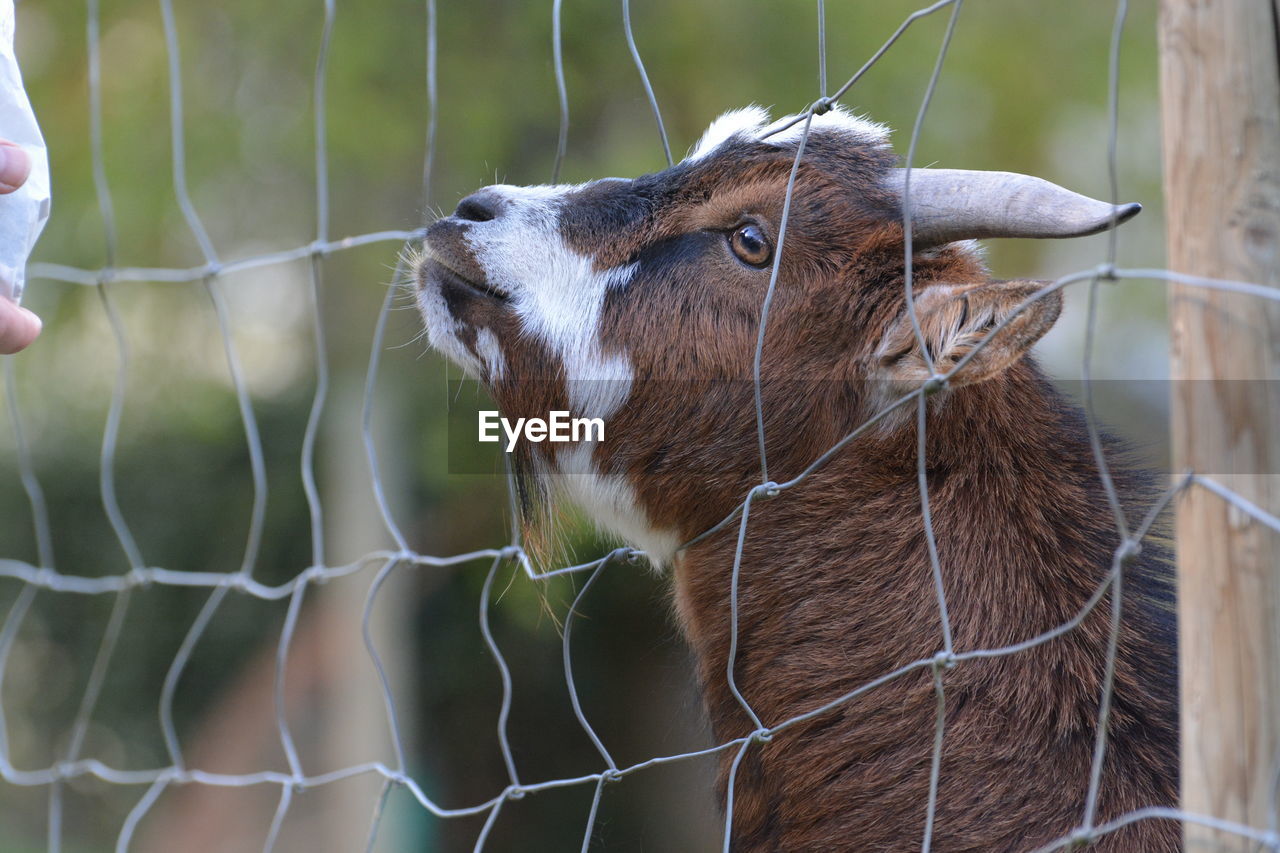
[0,139,41,353]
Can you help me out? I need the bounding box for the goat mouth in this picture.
[422,256,511,303]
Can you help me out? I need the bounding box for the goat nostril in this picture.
[454,191,502,223]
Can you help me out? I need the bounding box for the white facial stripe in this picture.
[465,184,636,421]
[555,445,680,569]
[684,104,892,164]
[520,260,636,420]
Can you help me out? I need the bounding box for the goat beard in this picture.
[508,444,574,575]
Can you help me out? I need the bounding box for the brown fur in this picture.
[668,372,1178,852]
[417,121,1179,850]
[599,229,1178,851]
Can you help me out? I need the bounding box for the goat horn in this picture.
[886,169,1141,247]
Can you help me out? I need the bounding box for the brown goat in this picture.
[414,106,1179,851]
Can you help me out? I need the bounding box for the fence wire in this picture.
[1,1,1279,851]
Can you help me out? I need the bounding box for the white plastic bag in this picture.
[0,0,49,303]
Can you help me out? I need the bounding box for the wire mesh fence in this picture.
[2,0,1279,851]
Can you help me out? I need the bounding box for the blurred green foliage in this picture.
[0,1,1165,850]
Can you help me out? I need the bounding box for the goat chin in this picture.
[416,105,1178,852]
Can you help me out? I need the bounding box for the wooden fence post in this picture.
[1158,1,1280,849]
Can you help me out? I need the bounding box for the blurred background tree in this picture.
[0,1,1167,850]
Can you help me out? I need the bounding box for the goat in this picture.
[414,106,1179,852]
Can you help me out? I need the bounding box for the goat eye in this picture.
[730,223,771,267]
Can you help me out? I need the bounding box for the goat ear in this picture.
[876,281,1062,386]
